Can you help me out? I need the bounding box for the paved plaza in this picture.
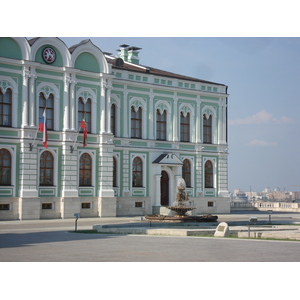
[1,211,300,262]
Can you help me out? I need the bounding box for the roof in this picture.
[106,55,226,86]
[152,153,183,165]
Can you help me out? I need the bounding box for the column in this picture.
[28,69,36,127]
[196,101,201,143]
[149,94,154,140]
[63,73,70,131]
[154,174,162,206]
[21,66,30,127]
[69,75,76,131]
[100,78,106,134]
[106,81,112,134]
[123,91,129,138]
[173,96,178,141]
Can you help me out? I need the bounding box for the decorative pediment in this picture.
[153,153,183,165]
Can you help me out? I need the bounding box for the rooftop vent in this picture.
[117,44,142,64]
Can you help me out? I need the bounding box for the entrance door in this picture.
[160,171,169,206]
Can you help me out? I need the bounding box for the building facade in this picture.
[0,37,230,220]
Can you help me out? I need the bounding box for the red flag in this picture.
[39,109,48,148]
[80,115,87,147]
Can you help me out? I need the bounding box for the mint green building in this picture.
[0,37,230,220]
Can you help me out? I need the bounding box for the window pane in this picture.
[79,153,92,186]
[205,160,213,188]
[40,151,54,186]
[132,157,143,187]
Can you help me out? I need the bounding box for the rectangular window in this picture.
[135,202,143,208]
[180,112,190,142]
[42,203,53,209]
[156,110,167,141]
[203,115,212,144]
[0,89,12,127]
[131,107,142,139]
[208,201,214,207]
[81,202,91,209]
[0,204,10,210]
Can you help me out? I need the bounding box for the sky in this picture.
[58,37,300,193]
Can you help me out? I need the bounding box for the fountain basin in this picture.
[145,214,218,223]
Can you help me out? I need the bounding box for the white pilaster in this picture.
[28,69,36,127]
[21,66,29,127]
[69,75,77,131]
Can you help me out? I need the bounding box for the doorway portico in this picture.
[152,153,183,209]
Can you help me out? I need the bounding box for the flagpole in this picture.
[29,127,39,151]
[70,117,83,153]
[30,107,47,151]
[70,128,80,153]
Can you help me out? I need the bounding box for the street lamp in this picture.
[267,210,273,224]
[74,213,79,231]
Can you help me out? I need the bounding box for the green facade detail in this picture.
[75,53,100,73]
[0,38,22,60]
[35,45,64,67]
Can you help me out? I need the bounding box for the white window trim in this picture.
[38,147,58,188]
[129,97,147,139]
[179,103,194,143]
[76,87,97,133]
[111,94,121,137]
[78,149,96,188]
[0,145,16,195]
[36,82,60,131]
[202,105,217,144]
[0,76,18,128]
[113,153,120,188]
[130,153,146,188]
[155,100,172,141]
[180,156,194,188]
[203,157,217,190]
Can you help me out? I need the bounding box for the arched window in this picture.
[203,114,212,144]
[79,153,92,186]
[156,109,166,140]
[39,93,54,130]
[0,149,11,185]
[180,112,190,142]
[131,106,142,138]
[132,157,143,187]
[40,151,54,186]
[0,88,12,127]
[205,160,214,188]
[78,97,91,133]
[113,156,117,187]
[111,104,116,135]
[182,159,191,188]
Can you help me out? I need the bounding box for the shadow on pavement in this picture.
[0,230,118,249]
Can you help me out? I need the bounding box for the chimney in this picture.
[118,44,130,61]
[127,46,142,64]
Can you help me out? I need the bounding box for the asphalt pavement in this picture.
[1,211,300,262]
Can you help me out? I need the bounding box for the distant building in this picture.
[0,37,230,220]
[232,189,248,203]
